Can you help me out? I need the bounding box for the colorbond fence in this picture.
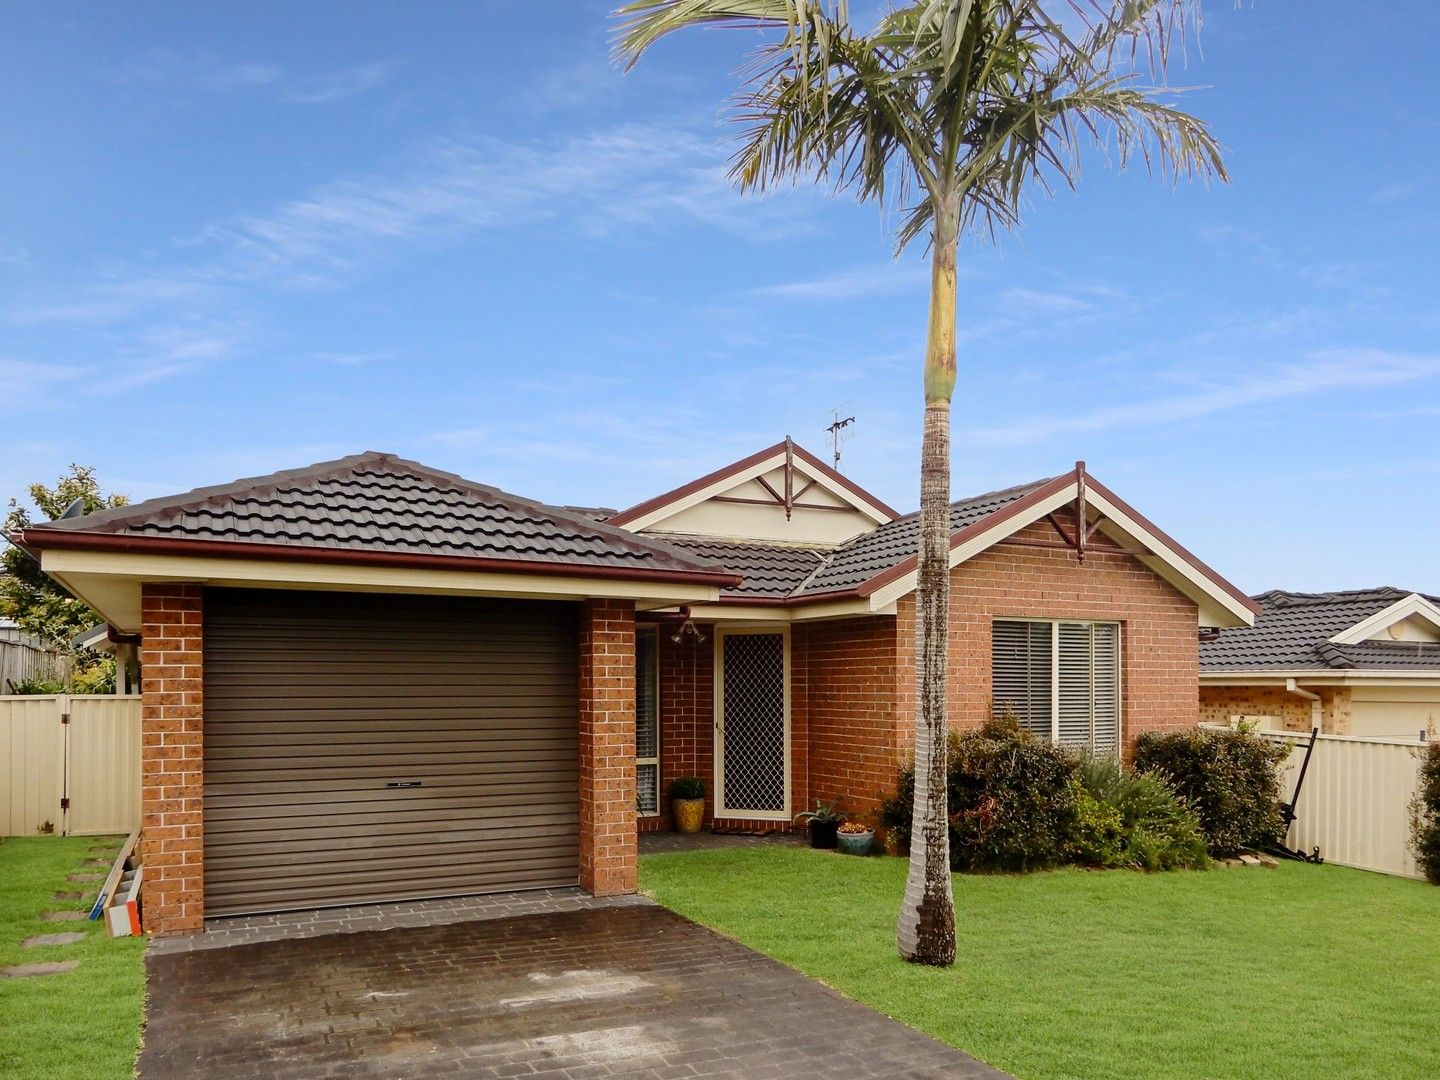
[1,695,141,836]
[1210,725,1426,879]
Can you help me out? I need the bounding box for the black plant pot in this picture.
[809,820,840,850]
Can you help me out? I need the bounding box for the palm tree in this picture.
[615,0,1227,967]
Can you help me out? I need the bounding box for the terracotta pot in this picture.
[672,797,705,834]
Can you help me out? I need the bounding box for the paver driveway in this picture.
[139,903,1003,1078]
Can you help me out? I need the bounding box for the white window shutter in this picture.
[991,620,1053,739]
[1091,623,1120,754]
[1056,622,1094,749]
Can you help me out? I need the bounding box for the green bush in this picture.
[1134,728,1289,856]
[1409,741,1440,885]
[1072,754,1209,870]
[880,713,1078,872]
[669,776,705,800]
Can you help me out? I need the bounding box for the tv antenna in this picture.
[825,411,855,470]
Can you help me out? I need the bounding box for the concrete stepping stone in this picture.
[53,890,86,901]
[82,859,111,868]
[67,873,103,882]
[22,932,85,948]
[2,961,79,978]
[40,911,88,922]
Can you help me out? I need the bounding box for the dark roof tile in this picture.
[24,452,723,580]
[1201,587,1440,673]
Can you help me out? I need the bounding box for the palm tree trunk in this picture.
[897,197,958,967]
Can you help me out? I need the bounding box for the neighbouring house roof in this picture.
[16,452,738,588]
[1201,587,1440,674]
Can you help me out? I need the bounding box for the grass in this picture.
[0,836,145,1080]
[641,847,1440,1080]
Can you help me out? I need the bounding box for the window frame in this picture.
[635,626,661,817]
[990,617,1123,753]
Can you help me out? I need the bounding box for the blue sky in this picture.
[2,1,1437,595]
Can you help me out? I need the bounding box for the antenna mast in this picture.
[825,411,855,470]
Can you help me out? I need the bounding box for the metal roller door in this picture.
[202,589,579,916]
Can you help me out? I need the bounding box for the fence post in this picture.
[58,694,71,836]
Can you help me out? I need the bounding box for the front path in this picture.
[139,902,1002,1079]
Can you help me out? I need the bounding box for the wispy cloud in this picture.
[747,263,929,302]
[967,349,1440,445]
[1369,177,1427,205]
[197,125,792,284]
[118,52,395,104]
[284,60,399,104]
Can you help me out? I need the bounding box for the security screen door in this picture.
[716,629,789,819]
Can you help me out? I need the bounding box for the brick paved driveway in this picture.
[139,904,1003,1078]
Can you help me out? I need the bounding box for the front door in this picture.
[715,628,789,820]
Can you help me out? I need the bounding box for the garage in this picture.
[202,588,580,916]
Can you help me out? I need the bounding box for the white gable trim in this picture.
[865,478,1256,628]
[1329,593,1440,645]
[617,449,894,534]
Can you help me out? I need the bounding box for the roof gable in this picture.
[19,451,733,586]
[1330,593,1440,645]
[608,439,897,545]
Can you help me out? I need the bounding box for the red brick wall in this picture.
[645,626,714,831]
[139,583,205,935]
[578,599,637,896]
[802,616,901,822]
[897,519,1200,756]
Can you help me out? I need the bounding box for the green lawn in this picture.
[0,837,145,1080]
[641,848,1440,1080]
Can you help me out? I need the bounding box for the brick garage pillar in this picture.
[578,599,637,896]
[139,583,205,935]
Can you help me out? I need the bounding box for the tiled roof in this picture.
[22,452,728,582]
[1201,588,1440,673]
[659,536,828,599]
[792,477,1058,598]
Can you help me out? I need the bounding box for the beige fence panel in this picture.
[0,696,65,835]
[0,694,141,837]
[1254,727,1424,879]
[66,696,142,835]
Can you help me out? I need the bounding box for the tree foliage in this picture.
[1,464,128,647]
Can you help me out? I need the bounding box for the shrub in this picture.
[880,712,1078,872]
[1134,728,1288,856]
[1072,754,1209,870]
[669,776,705,800]
[1409,740,1440,885]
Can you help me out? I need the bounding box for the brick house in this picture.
[1200,587,1440,740]
[15,439,1255,934]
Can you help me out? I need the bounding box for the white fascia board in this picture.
[665,597,898,624]
[1329,593,1440,645]
[1083,489,1256,628]
[620,451,892,533]
[866,483,1079,610]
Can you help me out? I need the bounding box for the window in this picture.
[991,619,1120,753]
[636,628,660,815]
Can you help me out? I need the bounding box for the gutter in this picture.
[1284,678,1324,730]
[17,529,744,591]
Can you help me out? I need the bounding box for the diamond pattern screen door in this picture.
[716,629,789,819]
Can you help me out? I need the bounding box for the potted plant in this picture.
[670,776,706,834]
[794,799,844,849]
[836,819,875,856]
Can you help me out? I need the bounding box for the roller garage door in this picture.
[202,589,579,916]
